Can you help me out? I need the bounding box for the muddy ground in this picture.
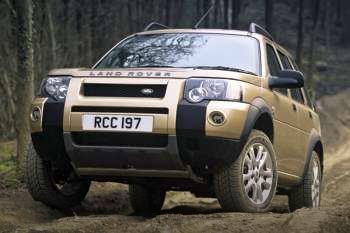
[1,92,350,233]
[0,138,349,233]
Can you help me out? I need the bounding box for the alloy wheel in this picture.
[242,143,273,205]
[311,158,321,207]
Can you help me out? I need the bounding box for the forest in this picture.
[1,0,350,170]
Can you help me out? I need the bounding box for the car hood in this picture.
[48,67,261,86]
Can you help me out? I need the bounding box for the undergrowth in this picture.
[0,142,22,189]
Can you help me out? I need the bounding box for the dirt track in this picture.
[0,138,349,233]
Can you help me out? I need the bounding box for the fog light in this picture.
[30,107,41,122]
[209,111,226,126]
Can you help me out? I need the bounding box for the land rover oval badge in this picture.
[141,88,154,95]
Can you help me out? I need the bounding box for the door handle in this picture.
[309,111,313,119]
[292,103,297,112]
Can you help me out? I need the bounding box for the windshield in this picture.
[95,33,261,75]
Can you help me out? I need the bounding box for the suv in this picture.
[26,23,323,213]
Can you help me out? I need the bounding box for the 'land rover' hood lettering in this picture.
[88,71,172,77]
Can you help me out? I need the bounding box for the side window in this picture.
[277,51,293,70]
[266,44,281,76]
[303,89,314,109]
[266,45,287,95]
[290,88,305,104]
[290,58,299,71]
[276,87,288,96]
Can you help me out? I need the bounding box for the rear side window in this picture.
[266,44,281,76]
[290,89,305,104]
[303,89,314,109]
[278,51,293,70]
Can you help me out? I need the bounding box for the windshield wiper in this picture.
[183,66,257,76]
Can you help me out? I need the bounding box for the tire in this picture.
[25,143,91,209]
[129,184,166,215]
[214,130,278,212]
[288,151,321,211]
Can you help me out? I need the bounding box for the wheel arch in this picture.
[303,129,324,178]
[313,139,324,174]
[241,98,274,143]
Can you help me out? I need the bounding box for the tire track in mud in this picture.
[1,140,350,233]
[1,138,350,233]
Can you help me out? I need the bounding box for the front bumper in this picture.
[30,78,250,180]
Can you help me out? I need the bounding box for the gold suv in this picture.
[27,23,323,214]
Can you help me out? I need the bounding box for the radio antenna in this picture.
[193,4,215,29]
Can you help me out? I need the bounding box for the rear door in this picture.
[279,52,312,176]
[266,44,301,176]
[289,58,316,175]
[288,87,311,176]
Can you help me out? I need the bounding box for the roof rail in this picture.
[249,23,274,41]
[143,22,170,31]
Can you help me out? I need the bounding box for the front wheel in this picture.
[129,184,166,215]
[214,130,278,212]
[25,143,91,209]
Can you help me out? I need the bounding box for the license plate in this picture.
[82,114,153,132]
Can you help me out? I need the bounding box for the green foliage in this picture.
[0,142,22,189]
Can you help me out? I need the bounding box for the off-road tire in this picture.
[288,151,322,211]
[129,184,166,215]
[25,143,90,209]
[214,130,278,212]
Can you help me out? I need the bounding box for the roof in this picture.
[136,28,250,36]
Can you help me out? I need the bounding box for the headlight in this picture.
[41,76,71,100]
[184,78,242,103]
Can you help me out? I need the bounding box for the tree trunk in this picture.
[13,0,35,173]
[306,0,320,88]
[213,0,220,28]
[62,0,69,63]
[265,0,273,33]
[175,0,184,27]
[76,1,82,64]
[202,0,209,28]
[296,0,304,67]
[335,0,342,26]
[128,1,134,32]
[231,0,240,29]
[196,0,202,21]
[0,72,16,120]
[177,0,190,28]
[166,0,171,26]
[340,0,350,46]
[45,0,57,67]
[325,0,331,53]
[224,0,229,29]
[86,1,96,66]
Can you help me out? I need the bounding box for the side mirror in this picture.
[269,70,304,89]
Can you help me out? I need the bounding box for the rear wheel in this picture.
[288,151,321,211]
[214,130,277,212]
[25,143,90,209]
[129,184,166,215]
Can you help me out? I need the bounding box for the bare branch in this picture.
[4,0,17,19]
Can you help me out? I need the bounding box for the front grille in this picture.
[71,132,168,147]
[83,83,167,98]
[71,106,168,114]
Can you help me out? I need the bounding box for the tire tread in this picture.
[214,130,277,212]
[129,184,165,214]
[288,151,321,211]
[25,143,90,209]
